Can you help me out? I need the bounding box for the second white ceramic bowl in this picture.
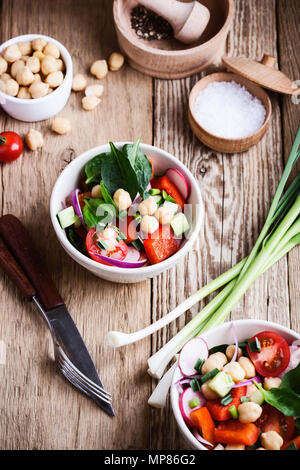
[0,34,73,122]
[50,142,204,283]
[171,319,300,450]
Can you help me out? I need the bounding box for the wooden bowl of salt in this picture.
[113,0,235,79]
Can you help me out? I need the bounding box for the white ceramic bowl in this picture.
[171,319,300,450]
[50,142,204,283]
[0,34,73,122]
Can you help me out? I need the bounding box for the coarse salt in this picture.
[193,81,266,139]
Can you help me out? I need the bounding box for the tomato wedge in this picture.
[247,331,290,377]
[86,227,128,265]
[256,404,295,442]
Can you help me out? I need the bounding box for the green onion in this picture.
[241,396,249,403]
[194,358,205,372]
[188,397,200,409]
[201,368,219,384]
[248,337,261,353]
[162,189,175,203]
[229,405,238,419]
[190,378,201,392]
[221,395,233,406]
[97,240,109,250]
[149,188,161,196]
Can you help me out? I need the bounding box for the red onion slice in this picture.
[93,252,147,268]
[69,189,84,226]
[231,376,261,388]
[193,429,213,448]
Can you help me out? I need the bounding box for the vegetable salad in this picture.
[177,326,300,450]
[57,140,191,268]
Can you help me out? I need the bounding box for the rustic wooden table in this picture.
[0,0,299,450]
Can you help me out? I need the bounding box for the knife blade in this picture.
[0,214,114,416]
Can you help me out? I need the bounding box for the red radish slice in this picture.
[179,337,209,377]
[165,168,189,200]
[124,246,140,263]
[179,387,206,427]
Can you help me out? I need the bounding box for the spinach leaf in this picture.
[122,139,140,167]
[254,379,300,417]
[83,195,116,229]
[281,363,300,395]
[122,139,152,197]
[83,203,100,229]
[109,142,139,200]
[84,152,109,184]
[100,180,117,210]
[100,152,124,196]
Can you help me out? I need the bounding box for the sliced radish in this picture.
[166,168,189,200]
[178,337,209,377]
[179,387,206,427]
[124,246,140,263]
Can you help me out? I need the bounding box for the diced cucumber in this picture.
[208,371,234,398]
[57,206,78,229]
[171,212,190,236]
[249,389,264,405]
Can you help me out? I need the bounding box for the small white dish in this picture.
[0,34,73,122]
[171,319,300,450]
[50,142,204,283]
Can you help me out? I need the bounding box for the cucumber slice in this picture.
[208,371,235,398]
[171,212,190,236]
[57,206,78,229]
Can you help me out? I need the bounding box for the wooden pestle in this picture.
[139,0,210,44]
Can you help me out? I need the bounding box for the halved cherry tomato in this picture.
[206,386,247,422]
[256,404,295,442]
[247,331,290,377]
[0,131,23,162]
[86,227,128,266]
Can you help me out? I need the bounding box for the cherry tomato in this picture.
[256,404,295,442]
[86,227,128,266]
[0,131,23,162]
[247,331,290,377]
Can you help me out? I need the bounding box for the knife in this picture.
[0,214,114,416]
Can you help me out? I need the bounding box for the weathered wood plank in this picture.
[151,0,290,450]
[0,0,153,450]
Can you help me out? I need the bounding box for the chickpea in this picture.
[43,42,60,59]
[10,59,25,78]
[41,55,58,75]
[3,44,21,63]
[29,81,49,99]
[260,431,283,450]
[238,357,256,379]
[82,95,101,111]
[113,189,132,212]
[213,444,224,451]
[0,79,6,93]
[32,37,47,52]
[33,50,45,61]
[72,74,87,92]
[0,72,11,82]
[263,377,282,391]
[18,42,32,56]
[17,87,31,99]
[56,59,64,72]
[223,361,245,383]
[108,52,125,72]
[25,129,43,151]
[155,206,174,225]
[238,402,262,423]
[5,78,19,96]
[26,56,40,73]
[91,184,102,199]
[32,73,42,83]
[225,444,245,451]
[246,383,257,398]
[201,380,219,400]
[51,117,71,135]
[16,66,34,86]
[0,56,8,75]
[45,71,64,88]
[141,215,159,234]
[85,84,104,98]
[201,352,227,375]
[138,196,157,216]
[257,447,266,450]
[225,344,242,361]
[90,60,108,79]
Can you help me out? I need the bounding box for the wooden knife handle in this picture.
[0,215,64,311]
[0,236,36,300]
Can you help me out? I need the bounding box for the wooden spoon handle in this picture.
[0,215,64,311]
[0,236,36,301]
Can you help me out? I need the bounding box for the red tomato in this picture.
[256,404,295,442]
[0,131,23,162]
[85,227,128,266]
[117,215,138,244]
[247,331,290,377]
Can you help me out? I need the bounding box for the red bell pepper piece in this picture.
[190,407,215,445]
[143,224,181,264]
[151,176,185,209]
[215,421,260,446]
[206,386,247,421]
[78,191,91,210]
